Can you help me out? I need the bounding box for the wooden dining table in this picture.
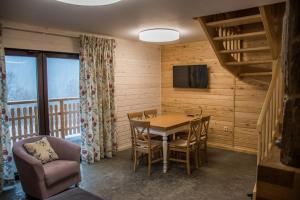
[146,113,196,173]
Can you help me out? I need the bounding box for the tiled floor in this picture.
[1,148,256,200]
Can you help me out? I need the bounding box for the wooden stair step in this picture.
[220,46,271,54]
[213,31,266,41]
[206,14,262,27]
[226,60,273,66]
[239,72,272,77]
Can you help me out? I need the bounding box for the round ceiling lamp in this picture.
[139,28,180,43]
[55,0,122,6]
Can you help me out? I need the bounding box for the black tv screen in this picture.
[173,65,208,88]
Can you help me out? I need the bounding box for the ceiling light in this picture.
[139,29,180,43]
[55,0,121,6]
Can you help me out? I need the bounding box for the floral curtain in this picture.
[0,24,14,192]
[79,35,117,164]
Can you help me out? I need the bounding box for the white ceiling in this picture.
[0,0,285,43]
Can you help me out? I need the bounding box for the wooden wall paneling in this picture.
[115,39,161,150]
[234,76,269,152]
[162,41,236,151]
[161,41,268,154]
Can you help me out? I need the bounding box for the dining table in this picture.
[146,113,197,173]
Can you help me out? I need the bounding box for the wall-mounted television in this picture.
[173,65,208,88]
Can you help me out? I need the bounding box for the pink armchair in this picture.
[13,136,81,200]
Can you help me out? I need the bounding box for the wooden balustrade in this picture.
[8,97,80,144]
[256,58,283,163]
[218,26,241,62]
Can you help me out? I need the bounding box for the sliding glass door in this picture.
[5,49,80,145]
[46,54,80,144]
[5,51,40,144]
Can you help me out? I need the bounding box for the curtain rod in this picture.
[2,25,115,40]
[3,26,80,39]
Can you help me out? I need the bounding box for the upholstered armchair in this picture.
[13,136,81,200]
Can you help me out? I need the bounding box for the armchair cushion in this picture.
[43,160,79,187]
[24,137,59,164]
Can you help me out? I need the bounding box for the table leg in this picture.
[162,135,168,173]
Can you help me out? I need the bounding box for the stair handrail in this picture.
[257,59,280,130]
[256,57,283,163]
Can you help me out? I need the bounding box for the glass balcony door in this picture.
[5,51,41,144]
[5,50,80,145]
[45,53,80,145]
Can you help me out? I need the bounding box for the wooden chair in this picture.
[144,109,158,119]
[127,112,143,120]
[144,109,163,141]
[127,112,144,159]
[168,118,202,175]
[198,116,210,164]
[173,107,203,140]
[184,107,203,117]
[130,120,163,176]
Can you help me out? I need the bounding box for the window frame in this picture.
[5,48,79,136]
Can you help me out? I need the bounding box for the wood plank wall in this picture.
[234,77,269,153]
[115,39,161,150]
[2,23,161,151]
[161,41,269,154]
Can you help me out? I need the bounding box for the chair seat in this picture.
[169,139,196,148]
[136,140,162,152]
[175,131,188,139]
[151,140,162,147]
[43,160,79,186]
[149,134,162,140]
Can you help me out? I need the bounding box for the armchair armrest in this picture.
[48,137,81,163]
[13,147,44,182]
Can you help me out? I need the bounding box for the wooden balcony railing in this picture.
[8,97,80,144]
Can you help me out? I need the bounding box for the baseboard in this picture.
[207,142,257,155]
[234,146,257,155]
[118,144,131,152]
[117,142,257,155]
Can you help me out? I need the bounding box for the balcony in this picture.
[7,97,80,145]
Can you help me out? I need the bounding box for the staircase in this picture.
[254,58,300,199]
[194,3,297,200]
[195,4,284,78]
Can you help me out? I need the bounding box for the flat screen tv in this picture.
[173,65,208,88]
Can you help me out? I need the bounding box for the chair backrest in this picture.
[127,112,143,120]
[144,109,158,119]
[187,118,202,146]
[127,112,144,149]
[130,120,151,149]
[200,116,211,140]
[13,136,44,154]
[12,136,71,164]
[185,107,203,117]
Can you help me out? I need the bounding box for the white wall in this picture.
[2,23,161,151]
